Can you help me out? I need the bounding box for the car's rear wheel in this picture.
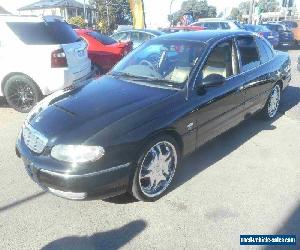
[4,74,42,113]
[92,63,102,77]
[131,135,179,201]
[261,83,281,120]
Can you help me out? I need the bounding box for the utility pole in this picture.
[83,0,86,21]
[105,0,110,33]
[248,0,255,24]
[169,0,176,27]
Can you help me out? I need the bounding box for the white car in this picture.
[0,15,91,112]
[190,19,242,30]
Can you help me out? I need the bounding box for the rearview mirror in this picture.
[202,74,225,88]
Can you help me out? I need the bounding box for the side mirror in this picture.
[202,74,225,87]
[196,74,225,95]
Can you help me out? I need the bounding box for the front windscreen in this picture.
[111,39,204,89]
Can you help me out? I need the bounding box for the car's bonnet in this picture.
[29,75,176,144]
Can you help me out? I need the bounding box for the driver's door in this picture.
[192,39,246,148]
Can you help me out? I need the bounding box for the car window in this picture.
[220,22,230,29]
[139,32,153,42]
[112,39,204,88]
[203,22,220,30]
[255,37,269,64]
[87,31,116,45]
[112,32,130,41]
[6,21,79,45]
[202,41,235,79]
[259,38,274,60]
[236,36,260,72]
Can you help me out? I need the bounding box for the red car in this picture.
[75,29,133,74]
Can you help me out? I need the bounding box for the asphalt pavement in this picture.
[0,49,299,250]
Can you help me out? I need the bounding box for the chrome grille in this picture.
[23,123,48,154]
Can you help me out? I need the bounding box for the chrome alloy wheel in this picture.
[267,85,281,118]
[138,141,177,198]
[6,79,35,111]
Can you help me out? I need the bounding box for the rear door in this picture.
[236,35,273,114]
[192,39,246,147]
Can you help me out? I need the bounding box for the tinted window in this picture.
[260,38,274,60]
[202,41,234,79]
[255,37,269,64]
[220,22,230,29]
[7,21,79,45]
[236,36,260,71]
[112,40,204,88]
[87,31,116,45]
[111,32,130,41]
[203,22,220,30]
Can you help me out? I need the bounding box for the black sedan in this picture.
[16,30,291,201]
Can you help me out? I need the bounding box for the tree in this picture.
[68,16,86,28]
[238,0,279,16]
[238,1,251,15]
[89,0,132,34]
[229,7,242,20]
[258,0,279,13]
[169,0,217,25]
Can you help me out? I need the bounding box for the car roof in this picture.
[114,29,164,36]
[158,30,253,44]
[192,19,232,23]
[0,14,63,23]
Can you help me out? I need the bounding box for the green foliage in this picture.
[238,0,279,16]
[68,16,86,28]
[89,0,132,34]
[258,0,279,13]
[229,7,242,21]
[169,0,217,25]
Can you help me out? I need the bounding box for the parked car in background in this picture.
[76,29,132,74]
[263,23,294,47]
[244,24,279,47]
[190,19,241,30]
[161,25,204,33]
[280,20,300,45]
[0,15,91,112]
[111,29,165,49]
[16,30,290,201]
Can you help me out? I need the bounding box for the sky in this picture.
[1,0,299,27]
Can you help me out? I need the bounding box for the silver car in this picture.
[111,29,165,49]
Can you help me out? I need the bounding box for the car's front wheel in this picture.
[4,74,42,113]
[261,83,281,120]
[131,135,179,201]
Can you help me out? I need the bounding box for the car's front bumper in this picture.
[16,136,132,200]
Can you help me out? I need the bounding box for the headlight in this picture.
[51,145,105,163]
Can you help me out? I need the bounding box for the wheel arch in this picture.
[1,72,42,96]
[140,128,184,157]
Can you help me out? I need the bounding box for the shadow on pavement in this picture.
[103,193,138,204]
[41,220,147,250]
[280,85,300,114]
[0,97,9,108]
[263,203,300,250]
[170,116,277,193]
[0,191,46,213]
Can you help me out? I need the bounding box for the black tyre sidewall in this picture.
[4,75,42,113]
[131,135,180,202]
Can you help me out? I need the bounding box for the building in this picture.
[18,0,97,24]
[0,6,10,14]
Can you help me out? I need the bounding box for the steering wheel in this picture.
[139,59,156,71]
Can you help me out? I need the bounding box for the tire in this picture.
[92,63,102,77]
[261,83,281,120]
[4,74,42,113]
[131,135,180,202]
